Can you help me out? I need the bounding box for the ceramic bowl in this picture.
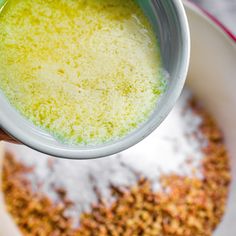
[0,1,236,234]
[0,0,190,159]
[184,1,236,235]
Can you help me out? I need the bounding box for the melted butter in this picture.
[0,0,166,144]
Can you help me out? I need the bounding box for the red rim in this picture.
[187,0,236,43]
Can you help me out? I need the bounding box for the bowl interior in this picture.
[0,0,189,159]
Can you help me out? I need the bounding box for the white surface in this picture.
[193,0,236,35]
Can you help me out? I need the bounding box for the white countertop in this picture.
[192,0,236,35]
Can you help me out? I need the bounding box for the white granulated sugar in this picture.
[6,89,206,225]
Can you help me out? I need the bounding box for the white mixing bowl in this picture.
[0,1,236,235]
[185,1,236,235]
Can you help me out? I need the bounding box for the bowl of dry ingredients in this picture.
[0,0,189,159]
[0,2,236,235]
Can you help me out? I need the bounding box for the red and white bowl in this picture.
[0,2,236,235]
[185,1,236,235]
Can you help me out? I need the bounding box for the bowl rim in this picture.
[183,2,236,235]
[0,0,190,159]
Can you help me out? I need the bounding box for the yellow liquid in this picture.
[0,0,165,144]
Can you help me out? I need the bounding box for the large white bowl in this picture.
[0,1,236,235]
[184,1,236,235]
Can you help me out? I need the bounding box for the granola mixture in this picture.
[2,96,231,236]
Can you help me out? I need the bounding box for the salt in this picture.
[6,89,206,225]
